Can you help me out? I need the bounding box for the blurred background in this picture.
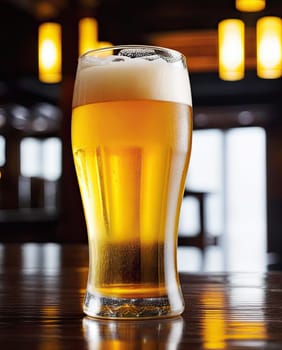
[0,0,281,272]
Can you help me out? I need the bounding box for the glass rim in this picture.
[80,44,185,62]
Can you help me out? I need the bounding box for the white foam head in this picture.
[72,46,192,108]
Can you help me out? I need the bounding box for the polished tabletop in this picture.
[0,243,281,349]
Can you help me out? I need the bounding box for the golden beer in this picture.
[72,46,192,318]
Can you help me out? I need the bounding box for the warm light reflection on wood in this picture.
[257,17,282,79]
[42,306,59,318]
[218,19,245,81]
[0,243,280,348]
[38,22,62,83]
[227,321,266,340]
[82,317,184,350]
[40,307,60,350]
[201,286,267,348]
[202,290,226,349]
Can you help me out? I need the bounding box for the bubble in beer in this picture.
[118,48,163,63]
[118,48,157,58]
[142,55,161,61]
[81,56,103,68]
[118,47,180,63]
[154,49,180,63]
[112,57,127,62]
[80,55,131,68]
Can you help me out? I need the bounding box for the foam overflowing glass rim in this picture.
[73,44,192,107]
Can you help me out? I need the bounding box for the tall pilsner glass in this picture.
[71,45,193,319]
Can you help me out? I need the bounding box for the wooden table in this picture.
[0,244,281,349]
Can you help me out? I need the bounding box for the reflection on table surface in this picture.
[83,316,184,350]
[0,243,281,349]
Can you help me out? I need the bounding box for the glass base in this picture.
[83,291,182,319]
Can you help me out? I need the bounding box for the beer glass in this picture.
[72,45,193,319]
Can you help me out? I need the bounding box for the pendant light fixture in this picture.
[218,19,245,80]
[236,0,265,12]
[257,16,282,79]
[38,22,62,83]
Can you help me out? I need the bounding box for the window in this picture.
[19,137,62,210]
[178,127,266,272]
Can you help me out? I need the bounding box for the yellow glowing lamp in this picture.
[97,41,113,55]
[257,17,282,79]
[218,19,245,81]
[38,22,62,83]
[97,41,113,49]
[79,17,98,55]
[236,0,265,12]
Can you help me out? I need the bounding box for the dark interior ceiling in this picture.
[1,0,282,74]
[0,0,282,115]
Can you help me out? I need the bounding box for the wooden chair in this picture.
[178,189,217,251]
